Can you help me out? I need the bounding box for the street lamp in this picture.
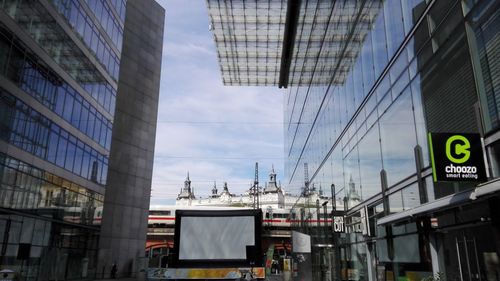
[322,201,328,243]
[331,184,336,212]
[331,184,341,281]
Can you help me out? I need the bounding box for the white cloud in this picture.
[163,41,216,59]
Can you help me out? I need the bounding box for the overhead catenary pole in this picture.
[331,184,336,213]
[253,162,259,209]
[303,163,309,197]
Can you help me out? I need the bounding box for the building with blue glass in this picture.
[0,0,164,279]
[208,0,500,280]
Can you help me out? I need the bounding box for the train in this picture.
[56,204,333,227]
[147,205,333,228]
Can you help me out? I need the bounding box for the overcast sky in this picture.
[151,0,285,205]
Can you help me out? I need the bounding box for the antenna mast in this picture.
[303,163,309,196]
[253,162,259,209]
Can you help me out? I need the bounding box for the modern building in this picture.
[0,0,164,279]
[207,0,500,280]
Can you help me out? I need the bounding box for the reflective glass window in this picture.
[47,131,59,163]
[344,146,361,209]
[93,116,101,142]
[358,124,382,200]
[361,34,375,95]
[71,100,82,128]
[0,32,114,148]
[74,143,84,175]
[371,7,388,79]
[20,218,34,243]
[353,59,364,109]
[401,183,420,210]
[100,123,107,146]
[410,77,429,165]
[0,91,109,184]
[377,88,392,115]
[402,0,426,35]
[87,111,96,137]
[7,221,21,244]
[65,141,76,171]
[384,0,405,59]
[56,138,67,167]
[379,90,417,187]
[470,2,500,133]
[80,104,89,133]
[82,146,91,179]
[0,36,9,72]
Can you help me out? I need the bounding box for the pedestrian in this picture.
[111,263,117,279]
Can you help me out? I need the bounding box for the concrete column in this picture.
[98,0,165,278]
[365,242,376,281]
[429,233,443,277]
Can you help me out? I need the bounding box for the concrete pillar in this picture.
[98,0,165,278]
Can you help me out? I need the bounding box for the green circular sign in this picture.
[445,135,471,164]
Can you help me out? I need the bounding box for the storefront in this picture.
[339,205,432,281]
[432,198,500,280]
[376,181,500,281]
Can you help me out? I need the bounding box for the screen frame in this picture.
[172,209,263,268]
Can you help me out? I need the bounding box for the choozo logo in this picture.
[445,135,471,164]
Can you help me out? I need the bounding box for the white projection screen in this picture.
[179,216,254,260]
[173,209,262,268]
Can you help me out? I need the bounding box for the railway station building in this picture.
[207,0,500,280]
[0,0,164,279]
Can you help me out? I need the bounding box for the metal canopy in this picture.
[207,0,381,87]
[377,179,500,226]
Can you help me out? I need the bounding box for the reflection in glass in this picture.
[401,184,419,210]
[379,90,417,187]
[384,0,405,59]
[358,125,382,200]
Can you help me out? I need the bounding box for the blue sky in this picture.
[151,0,285,205]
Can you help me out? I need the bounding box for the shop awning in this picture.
[377,179,500,226]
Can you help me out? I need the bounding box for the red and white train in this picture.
[60,205,332,227]
[146,205,333,228]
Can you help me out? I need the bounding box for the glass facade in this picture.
[0,153,104,225]
[283,0,500,280]
[51,0,123,79]
[0,0,125,279]
[1,90,109,185]
[207,0,287,86]
[0,26,113,150]
[208,0,500,280]
[1,0,118,115]
[0,153,104,280]
[207,0,380,87]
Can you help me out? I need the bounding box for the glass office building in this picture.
[0,0,164,279]
[208,0,500,280]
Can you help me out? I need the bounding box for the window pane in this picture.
[56,137,67,167]
[358,125,382,200]
[384,0,405,58]
[65,141,76,171]
[379,91,417,187]
[371,8,388,79]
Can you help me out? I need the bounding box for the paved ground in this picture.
[265,275,283,281]
[93,278,137,281]
[94,278,282,281]
[93,275,283,281]
[92,274,284,280]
